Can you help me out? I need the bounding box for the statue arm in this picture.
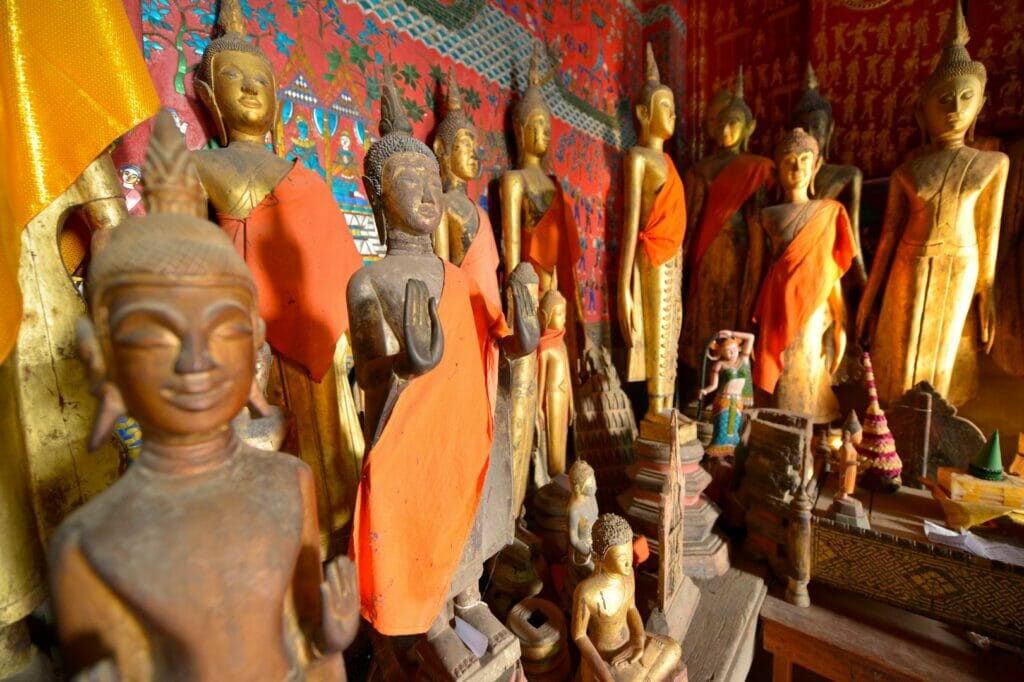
[827,278,846,375]
[567,509,590,556]
[682,169,706,258]
[618,151,644,347]
[975,154,1010,353]
[740,195,768,329]
[734,330,756,356]
[537,351,548,416]
[856,172,907,344]
[699,361,722,397]
[76,154,129,254]
[500,172,524,275]
[346,273,394,390]
[847,168,868,286]
[572,593,614,682]
[433,208,450,261]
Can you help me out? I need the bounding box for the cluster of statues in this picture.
[2,0,1014,680]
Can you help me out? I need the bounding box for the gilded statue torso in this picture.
[511,167,555,229]
[193,147,293,219]
[581,575,634,653]
[630,146,670,227]
[53,447,309,680]
[897,146,1004,249]
[444,189,480,266]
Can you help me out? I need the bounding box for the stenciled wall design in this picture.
[114,0,688,336]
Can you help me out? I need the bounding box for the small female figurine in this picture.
[698,330,754,457]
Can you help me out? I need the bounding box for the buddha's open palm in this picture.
[403,279,443,376]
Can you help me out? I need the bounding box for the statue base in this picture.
[413,626,522,682]
[827,497,870,529]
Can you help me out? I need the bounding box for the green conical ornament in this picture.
[968,430,1004,481]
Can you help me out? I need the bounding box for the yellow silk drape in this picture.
[0,0,160,363]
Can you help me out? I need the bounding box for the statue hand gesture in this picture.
[618,291,639,348]
[319,556,360,655]
[509,271,540,355]
[403,279,444,377]
[978,287,996,353]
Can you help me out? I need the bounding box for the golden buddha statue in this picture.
[681,66,773,378]
[856,2,1009,405]
[501,46,583,365]
[538,282,573,476]
[752,129,857,424]
[348,72,534,676]
[792,62,867,285]
[192,0,365,556]
[572,514,683,681]
[618,44,686,419]
[49,111,358,681]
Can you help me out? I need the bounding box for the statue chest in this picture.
[903,149,988,245]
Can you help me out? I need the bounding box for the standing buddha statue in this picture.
[618,44,686,419]
[348,72,536,676]
[501,46,583,366]
[753,129,857,424]
[537,281,573,477]
[856,1,1008,405]
[792,62,868,286]
[681,66,774,378]
[49,111,358,681]
[192,0,365,556]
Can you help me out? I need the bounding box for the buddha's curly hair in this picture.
[568,459,595,490]
[363,133,438,203]
[774,127,819,162]
[591,514,633,560]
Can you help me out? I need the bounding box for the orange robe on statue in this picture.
[639,154,687,267]
[521,182,582,310]
[462,207,510,413]
[752,200,856,394]
[351,262,493,635]
[217,163,363,382]
[689,154,774,275]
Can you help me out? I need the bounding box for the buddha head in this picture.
[792,62,834,160]
[917,0,987,145]
[774,128,821,197]
[591,514,633,577]
[363,67,443,245]
[843,411,863,448]
[538,271,567,331]
[511,46,553,164]
[634,43,675,142]
[708,66,756,153]
[79,111,262,449]
[433,67,480,190]
[194,0,277,147]
[568,459,597,498]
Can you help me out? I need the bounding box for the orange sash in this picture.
[639,154,687,268]
[462,207,510,413]
[537,326,566,354]
[752,200,856,393]
[351,263,492,635]
[217,164,363,382]
[521,182,582,308]
[690,154,774,273]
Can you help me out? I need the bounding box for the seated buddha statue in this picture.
[191,0,365,555]
[680,66,774,379]
[856,1,1008,404]
[348,71,537,677]
[501,46,584,368]
[572,514,682,681]
[48,111,357,681]
[619,43,686,419]
[752,129,857,425]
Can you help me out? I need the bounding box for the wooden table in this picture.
[760,585,1023,681]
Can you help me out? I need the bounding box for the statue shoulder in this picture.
[973,149,1011,177]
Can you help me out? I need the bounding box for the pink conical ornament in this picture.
[857,352,902,491]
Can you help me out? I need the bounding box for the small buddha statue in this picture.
[572,514,682,681]
[856,1,1009,405]
[681,66,774,378]
[349,71,535,675]
[618,44,686,419]
[538,280,573,477]
[49,111,357,681]
[698,331,755,457]
[192,0,365,554]
[562,459,598,610]
[792,62,867,285]
[752,128,857,424]
[834,411,865,501]
[501,46,583,364]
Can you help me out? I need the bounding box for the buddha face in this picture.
[382,152,445,236]
[520,111,551,157]
[600,543,633,577]
[797,109,832,156]
[573,472,597,497]
[210,51,276,141]
[101,282,258,438]
[776,148,818,193]
[640,88,676,139]
[712,105,750,150]
[449,129,480,183]
[542,300,566,331]
[921,74,984,142]
[846,429,864,448]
